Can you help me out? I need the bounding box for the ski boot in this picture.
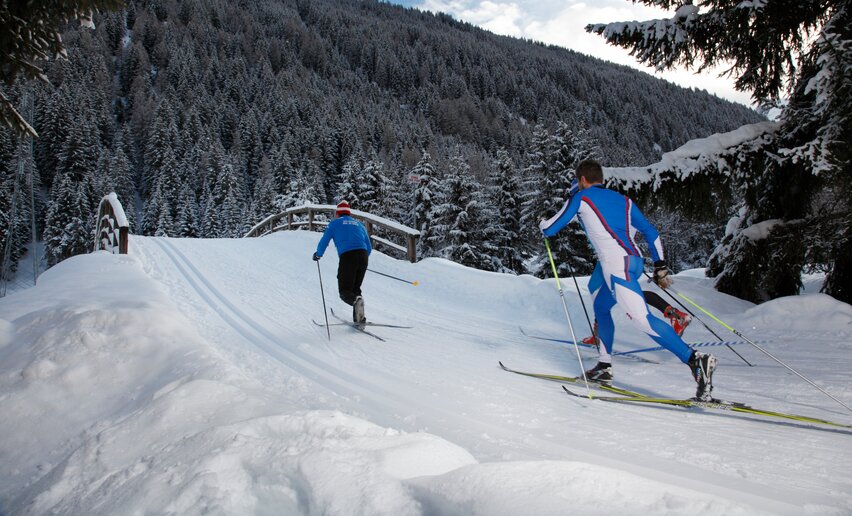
[581,335,597,345]
[582,321,599,347]
[584,361,613,386]
[353,296,366,328]
[664,306,692,337]
[688,351,717,401]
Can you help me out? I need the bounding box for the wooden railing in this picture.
[94,192,129,254]
[244,204,420,262]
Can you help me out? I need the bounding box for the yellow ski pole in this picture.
[545,238,592,398]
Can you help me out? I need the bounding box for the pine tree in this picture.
[0,0,123,136]
[588,0,851,302]
[176,183,200,238]
[43,171,94,265]
[490,148,524,273]
[432,153,497,270]
[549,121,597,276]
[358,151,387,216]
[336,150,364,205]
[410,151,438,257]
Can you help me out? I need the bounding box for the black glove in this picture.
[312,252,321,261]
[653,260,672,288]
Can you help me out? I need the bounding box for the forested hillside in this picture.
[0,0,762,277]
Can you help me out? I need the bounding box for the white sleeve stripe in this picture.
[541,196,573,232]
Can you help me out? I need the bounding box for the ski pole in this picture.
[545,238,592,398]
[316,260,331,341]
[643,271,753,367]
[367,268,419,286]
[565,259,596,342]
[671,287,852,414]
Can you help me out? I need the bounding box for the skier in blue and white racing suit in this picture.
[539,159,717,400]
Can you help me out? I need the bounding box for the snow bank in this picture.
[410,461,766,516]
[739,293,852,331]
[21,409,475,515]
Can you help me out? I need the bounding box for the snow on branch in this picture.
[605,121,779,190]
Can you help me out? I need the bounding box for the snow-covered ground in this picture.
[1,231,850,515]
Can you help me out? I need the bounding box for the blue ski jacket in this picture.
[316,216,372,258]
[539,184,664,264]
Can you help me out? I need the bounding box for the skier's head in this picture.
[576,159,603,189]
[336,200,352,217]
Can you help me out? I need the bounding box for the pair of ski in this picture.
[313,308,411,342]
[498,362,852,430]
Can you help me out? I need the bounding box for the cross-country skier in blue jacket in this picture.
[540,159,717,400]
[313,201,372,326]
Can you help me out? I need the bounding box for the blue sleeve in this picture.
[630,202,664,262]
[364,226,372,255]
[540,193,583,237]
[316,222,335,257]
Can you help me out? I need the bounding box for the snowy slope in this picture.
[1,232,850,515]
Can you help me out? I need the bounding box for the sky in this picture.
[389,0,755,108]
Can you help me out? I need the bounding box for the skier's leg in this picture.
[642,290,669,314]
[337,251,358,305]
[611,257,693,364]
[590,264,616,364]
[352,250,369,298]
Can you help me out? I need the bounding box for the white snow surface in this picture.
[1,232,851,515]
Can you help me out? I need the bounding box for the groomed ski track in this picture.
[130,232,852,513]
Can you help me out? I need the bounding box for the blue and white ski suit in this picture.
[540,184,693,364]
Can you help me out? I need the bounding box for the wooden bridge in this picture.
[244,204,421,262]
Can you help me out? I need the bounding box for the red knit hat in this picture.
[336,200,351,216]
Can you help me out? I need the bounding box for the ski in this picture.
[312,319,412,329]
[499,361,645,398]
[518,327,659,364]
[327,308,386,341]
[561,386,852,430]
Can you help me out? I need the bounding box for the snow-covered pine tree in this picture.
[489,148,524,273]
[43,171,94,266]
[431,153,497,270]
[176,183,200,238]
[336,150,365,205]
[215,154,247,238]
[588,0,852,303]
[547,121,597,276]
[382,158,408,223]
[358,151,388,216]
[410,151,438,257]
[0,0,123,136]
[106,138,136,231]
[248,156,279,226]
[518,125,553,261]
[143,98,180,197]
[0,128,30,276]
[520,125,564,277]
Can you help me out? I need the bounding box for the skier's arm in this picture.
[630,202,664,262]
[315,222,335,258]
[364,225,372,255]
[540,193,583,237]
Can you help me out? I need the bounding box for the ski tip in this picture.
[498,361,507,369]
[413,280,419,286]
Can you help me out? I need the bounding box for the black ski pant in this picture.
[643,290,670,314]
[337,249,369,305]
